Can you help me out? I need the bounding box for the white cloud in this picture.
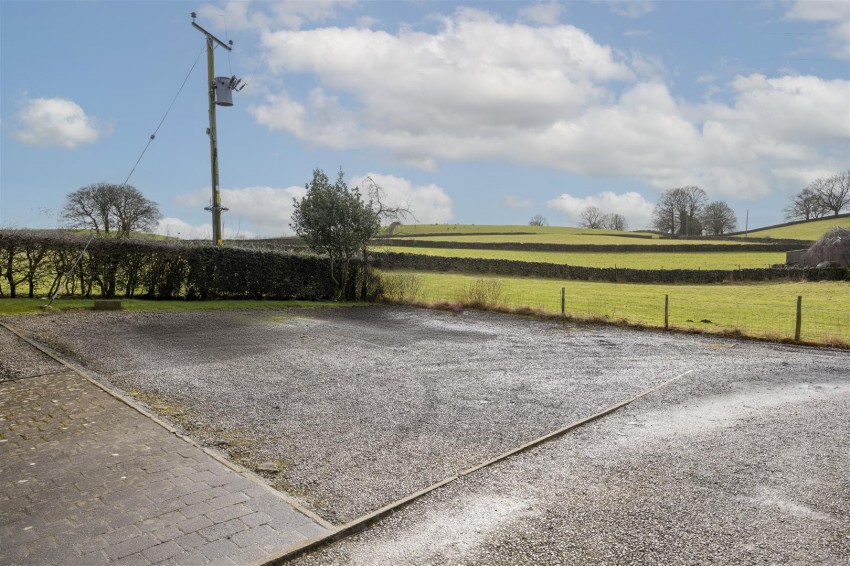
[170,174,450,235]
[245,11,847,201]
[604,1,656,19]
[252,9,634,155]
[198,0,357,32]
[350,173,454,224]
[504,195,533,209]
[519,2,564,25]
[547,191,655,229]
[784,0,850,59]
[155,217,255,240]
[13,97,104,149]
[174,185,306,237]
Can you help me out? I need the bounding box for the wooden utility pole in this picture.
[192,13,232,246]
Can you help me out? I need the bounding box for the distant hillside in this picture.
[737,214,850,241]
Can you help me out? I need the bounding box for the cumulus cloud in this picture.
[603,1,656,19]
[174,185,307,237]
[13,97,104,149]
[251,9,634,160]
[155,217,255,240]
[169,174,450,235]
[504,195,533,209]
[350,173,454,224]
[519,2,564,25]
[244,10,847,200]
[785,0,850,58]
[547,191,655,229]
[198,0,357,31]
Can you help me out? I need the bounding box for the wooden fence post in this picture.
[561,287,565,316]
[664,294,669,330]
[795,296,802,341]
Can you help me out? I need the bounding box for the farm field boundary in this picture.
[374,239,804,253]
[372,251,849,284]
[375,247,786,271]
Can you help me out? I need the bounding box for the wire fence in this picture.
[387,271,850,346]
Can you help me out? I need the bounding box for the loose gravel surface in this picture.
[4,306,848,563]
[292,363,849,565]
[0,326,63,382]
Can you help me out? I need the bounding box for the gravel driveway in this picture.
[5,305,848,561]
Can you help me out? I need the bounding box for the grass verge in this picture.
[0,298,363,316]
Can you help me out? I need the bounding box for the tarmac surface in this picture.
[0,325,330,566]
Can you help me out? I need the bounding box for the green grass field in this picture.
[374,247,785,270]
[398,233,749,245]
[383,270,849,345]
[0,299,357,316]
[743,216,850,240]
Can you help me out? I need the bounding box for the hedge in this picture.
[0,230,339,300]
[370,251,850,284]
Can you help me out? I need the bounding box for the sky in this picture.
[1,0,848,239]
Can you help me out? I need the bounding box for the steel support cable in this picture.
[49,47,205,306]
[122,45,206,187]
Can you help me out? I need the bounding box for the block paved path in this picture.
[0,327,330,565]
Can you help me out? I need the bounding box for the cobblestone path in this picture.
[0,327,329,566]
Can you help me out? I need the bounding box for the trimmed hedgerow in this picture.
[0,230,340,300]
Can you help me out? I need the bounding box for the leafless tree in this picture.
[652,186,706,235]
[529,214,548,227]
[359,176,417,226]
[700,201,737,235]
[62,183,162,238]
[602,213,628,231]
[815,171,850,216]
[784,187,829,221]
[579,206,605,229]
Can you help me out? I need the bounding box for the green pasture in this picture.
[388,224,602,235]
[375,247,786,270]
[0,298,357,317]
[401,233,744,246]
[388,270,849,345]
[743,216,850,241]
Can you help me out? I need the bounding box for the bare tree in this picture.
[529,214,548,227]
[359,176,416,226]
[579,206,605,229]
[62,183,162,238]
[600,212,627,231]
[700,201,737,235]
[784,187,829,221]
[815,171,850,216]
[652,186,706,235]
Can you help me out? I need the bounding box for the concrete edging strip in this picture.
[252,369,697,565]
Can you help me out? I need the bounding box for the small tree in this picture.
[602,213,628,231]
[291,168,380,300]
[579,206,605,229]
[701,201,737,235]
[652,186,706,235]
[62,183,162,238]
[529,214,548,227]
[815,171,850,216]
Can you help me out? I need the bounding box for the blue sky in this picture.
[1,0,848,238]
